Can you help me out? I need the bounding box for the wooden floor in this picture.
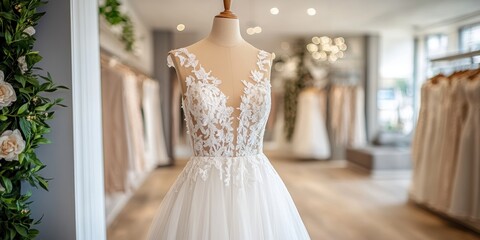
[107,156,480,240]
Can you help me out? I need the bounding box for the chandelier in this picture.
[306,36,347,62]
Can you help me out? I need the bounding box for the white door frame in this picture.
[71,0,107,239]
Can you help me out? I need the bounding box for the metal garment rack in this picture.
[411,49,480,234]
[100,48,153,80]
[429,50,480,75]
[430,49,480,63]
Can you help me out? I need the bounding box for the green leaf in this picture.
[35,138,51,145]
[19,87,34,94]
[1,177,12,193]
[14,75,27,87]
[0,115,7,121]
[17,103,29,114]
[2,0,11,9]
[27,52,43,65]
[37,176,48,190]
[4,30,12,44]
[9,228,16,239]
[35,103,51,112]
[19,118,32,140]
[14,225,28,237]
[28,228,40,238]
[26,76,40,87]
[18,153,25,164]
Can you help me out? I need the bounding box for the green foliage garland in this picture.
[99,0,135,52]
[0,0,66,239]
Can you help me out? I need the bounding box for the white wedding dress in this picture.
[292,88,330,159]
[147,48,310,240]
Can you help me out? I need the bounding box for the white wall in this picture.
[99,0,154,75]
[379,29,415,81]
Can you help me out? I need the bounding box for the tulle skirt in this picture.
[147,153,310,240]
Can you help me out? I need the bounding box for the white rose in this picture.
[0,71,17,109]
[0,129,26,161]
[23,26,36,36]
[18,56,28,74]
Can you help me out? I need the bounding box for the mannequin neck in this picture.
[206,17,244,47]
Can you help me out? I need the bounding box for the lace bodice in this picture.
[168,48,272,157]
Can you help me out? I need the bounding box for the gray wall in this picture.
[29,1,77,239]
[153,31,174,160]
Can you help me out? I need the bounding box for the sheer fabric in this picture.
[147,48,310,240]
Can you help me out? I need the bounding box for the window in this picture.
[460,23,480,51]
[425,34,448,58]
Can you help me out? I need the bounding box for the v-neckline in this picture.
[178,47,267,111]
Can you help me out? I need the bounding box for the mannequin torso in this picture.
[169,17,273,134]
[148,9,311,239]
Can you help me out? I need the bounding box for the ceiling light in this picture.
[306,43,318,52]
[331,45,339,53]
[246,28,255,35]
[308,36,347,62]
[307,8,316,16]
[320,36,330,44]
[334,37,345,45]
[329,55,338,62]
[254,26,262,34]
[270,7,279,15]
[319,51,327,59]
[176,24,185,31]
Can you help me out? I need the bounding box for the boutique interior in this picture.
[38,0,480,239]
[94,0,480,239]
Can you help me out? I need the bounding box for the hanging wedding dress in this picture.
[142,80,169,167]
[436,78,468,210]
[428,79,449,207]
[415,80,443,203]
[411,82,430,200]
[292,88,330,159]
[449,78,480,220]
[147,48,310,240]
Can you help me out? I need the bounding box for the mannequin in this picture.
[169,1,273,135]
[148,2,310,239]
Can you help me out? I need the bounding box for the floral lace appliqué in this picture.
[168,48,272,186]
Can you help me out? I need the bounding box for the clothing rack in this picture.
[100,48,153,80]
[411,53,480,233]
[430,50,480,63]
[100,49,170,225]
[429,50,480,76]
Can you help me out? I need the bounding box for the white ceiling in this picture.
[131,0,480,35]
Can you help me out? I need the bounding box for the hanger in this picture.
[467,68,480,81]
[448,70,465,80]
[430,73,445,84]
[216,0,238,19]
